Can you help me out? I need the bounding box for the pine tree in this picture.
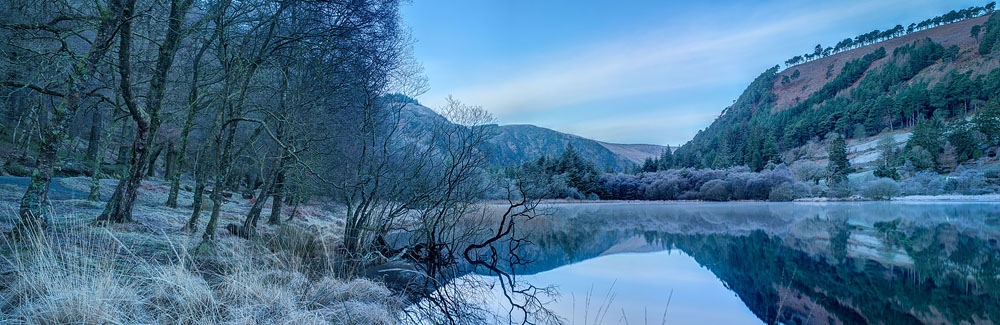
[975,100,1000,145]
[827,134,851,184]
[657,146,673,170]
[907,119,944,166]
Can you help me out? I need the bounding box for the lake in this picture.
[475,201,1000,324]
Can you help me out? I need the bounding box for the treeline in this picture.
[513,144,604,200]
[785,1,995,67]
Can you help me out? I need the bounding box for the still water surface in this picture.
[494,201,1000,324]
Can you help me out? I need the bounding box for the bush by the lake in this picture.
[945,165,991,195]
[790,160,827,184]
[768,182,795,201]
[826,182,852,198]
[700,179,731,201]
[900,171,946,195]
[862,177,901,200]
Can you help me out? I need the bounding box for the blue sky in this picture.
[402,0,985,146]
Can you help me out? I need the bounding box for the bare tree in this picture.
[400,99,561,324]
[97,0,196,223]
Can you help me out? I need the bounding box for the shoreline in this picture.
[488,193,1000,205]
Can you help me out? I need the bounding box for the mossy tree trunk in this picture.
[145,144,163,178]
[16,0,126,232]
[266,159,287,225]
[183,152,208,232]
[202,123,236,241]
[97,0,142,224]
[166,37,212,209]
[85,108,102,164]
[244,165,276,230]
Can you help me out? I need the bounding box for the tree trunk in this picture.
[202,123,236,241]
[88,107,121,201]
[116,125,133,165]
[99,0,194,223]
[164,141,176,182]
[85,108,102,164]
[285,196,299,222]
[183,154,207,232]
[145,143,163,178]
[266,123,289,226]
[243,168,274,230]
[166,38,211,208]
[98,0,144,224]
[17,130,58,232]
[266,165,285,225]
[17,0,125,232]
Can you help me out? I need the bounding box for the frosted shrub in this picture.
[792,181,814,198]
[790,160,826,184]
[900,171,946,195]
[862,178,900,200]
[946,166,990,194]
[699,179,731,201]
[768,182,795,201]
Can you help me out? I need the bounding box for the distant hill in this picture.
[484,124,665,171]
[671,8,1000,172]
[397,103,666,171]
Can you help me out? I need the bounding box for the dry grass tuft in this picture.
[306,277,402,324]
[145,264,219,324]
[2,232,150,324]
[216,265,305,323]
[262,224,334,276]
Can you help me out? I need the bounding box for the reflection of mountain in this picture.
[513,202,1000,324]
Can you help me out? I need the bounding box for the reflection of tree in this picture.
[828,220,850,263]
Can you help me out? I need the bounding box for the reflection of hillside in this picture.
[514,202,1000,324]
[663,229,1000,325]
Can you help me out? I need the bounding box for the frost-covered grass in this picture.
[0,177,406,324]
[0,218,404,324]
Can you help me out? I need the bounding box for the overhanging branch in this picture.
[0,81,66,98]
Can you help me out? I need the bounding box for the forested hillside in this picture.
[670,3,1000,175]
[484,124,663,171]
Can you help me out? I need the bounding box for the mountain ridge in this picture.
[399,103,666,171]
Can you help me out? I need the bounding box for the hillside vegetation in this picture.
[670,4,1000,176]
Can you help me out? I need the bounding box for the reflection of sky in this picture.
[520,250,761,324]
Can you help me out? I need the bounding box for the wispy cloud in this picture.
[433,1,897,117]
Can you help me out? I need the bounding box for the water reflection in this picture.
[509,201,1000,325]
[525,250,760,324]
